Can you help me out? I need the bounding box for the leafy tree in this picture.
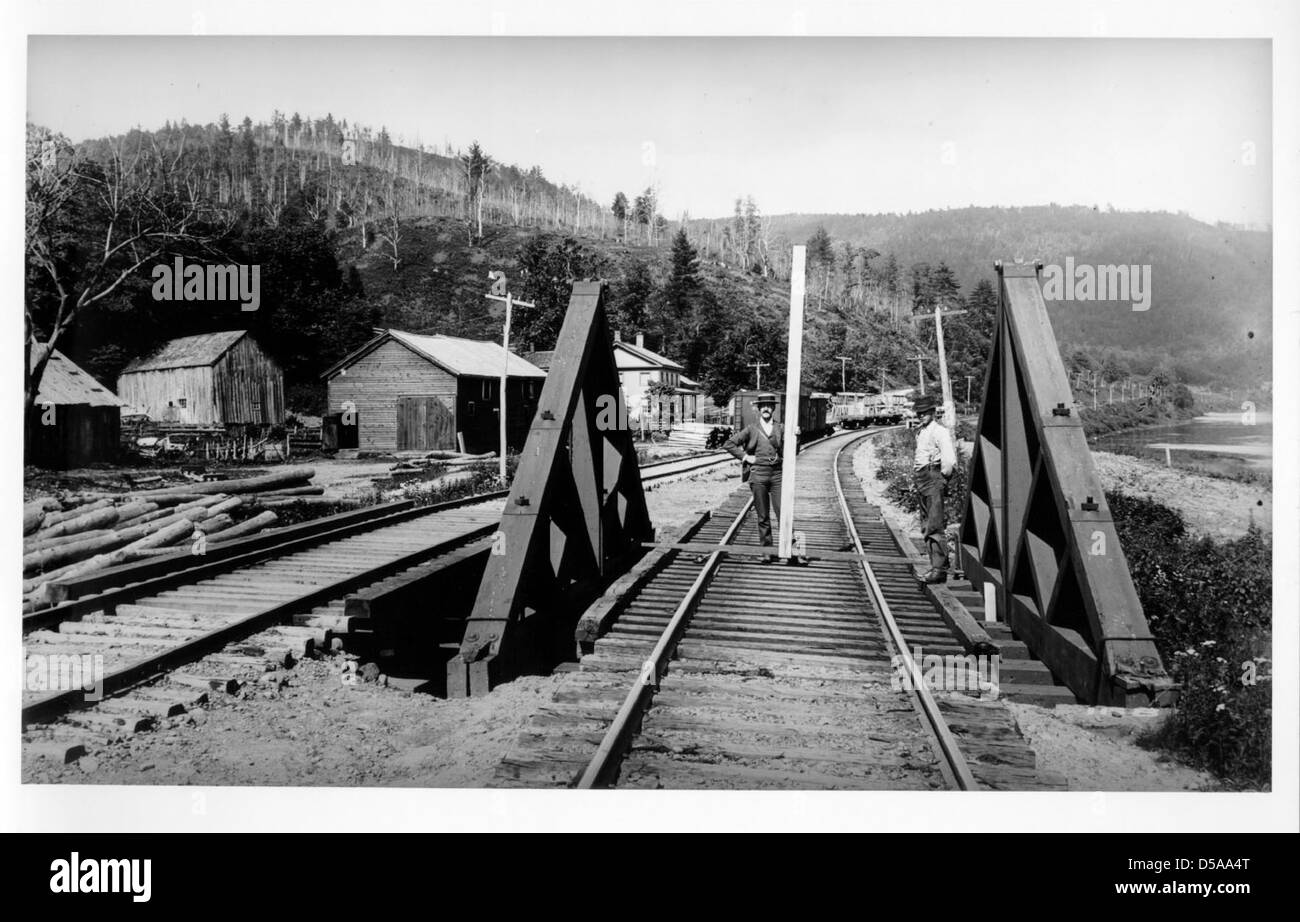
[609,258,654,337]
[514,236,608,349]
[700,317,785,405]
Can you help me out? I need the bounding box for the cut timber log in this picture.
[28,519,198,600]
[23,509,46,536]
[39,498,115,528]
[205,511,278,543]
[243,486,323,499]
[242,496,340,509]
[25,529,114,554]
[130,495,226,525]
[32,506,122,541]
[194,513,235,535]
[122,468,315,500]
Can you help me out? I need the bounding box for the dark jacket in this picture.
[725,423,785,482]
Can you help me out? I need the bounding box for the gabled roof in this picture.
[121,330,250,373]
[322,329,546,380]
[29,345,125,407]
[614,340,685,372]
[524,350,556,372]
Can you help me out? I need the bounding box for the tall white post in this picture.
[934,305,955,429]
[779,246,806,560]
[500,292,512,483]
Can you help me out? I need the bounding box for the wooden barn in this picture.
[25,344,125,468]
[117,331,284,425]
[322,329,546,453]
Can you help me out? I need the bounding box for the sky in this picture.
[26,36,1273,225]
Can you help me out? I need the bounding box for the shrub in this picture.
[873,429,969,529]
[1109,490,1271,787]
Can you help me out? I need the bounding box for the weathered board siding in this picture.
[117,335,283,425]
[117,365,216,424]
[211,335,284,424]
[327,340,456,451]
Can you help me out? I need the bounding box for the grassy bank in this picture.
[1111,493,1271,788]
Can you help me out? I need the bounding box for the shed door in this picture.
[397,396,454,451]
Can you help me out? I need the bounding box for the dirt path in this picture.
[24,655,564,787]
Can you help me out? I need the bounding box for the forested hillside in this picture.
[24,115,1271,419]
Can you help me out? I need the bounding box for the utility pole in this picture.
[910,354,928,396]
[835,356,852,393]
[748,361,769,390]
[966,375,974,411]
[485,271,535,484]
[912,306,966,428]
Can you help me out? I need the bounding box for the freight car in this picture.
[830,391,914,428]
[727,388,834,443]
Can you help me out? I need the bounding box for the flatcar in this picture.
[831,391,914,428]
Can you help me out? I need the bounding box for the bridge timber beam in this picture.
[958,261,1177,707]
[447,281,653,697]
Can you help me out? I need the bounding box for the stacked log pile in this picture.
[21,467,320,612]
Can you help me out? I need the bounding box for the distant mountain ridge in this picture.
[746,205,1272,351]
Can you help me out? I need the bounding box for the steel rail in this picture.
[829,435,978,791]
[577,495,755,789]
[574,428,860,788]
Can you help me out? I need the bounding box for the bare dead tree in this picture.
[376,177,403,271]
[24,128,232,410]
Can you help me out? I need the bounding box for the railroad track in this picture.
[496,428,1067,790]
[19,452,740,745]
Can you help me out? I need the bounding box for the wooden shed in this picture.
[117,330,284,425]
[25,344,125,468]
[322,329,546,453]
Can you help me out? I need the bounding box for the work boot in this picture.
[919,568,948,585]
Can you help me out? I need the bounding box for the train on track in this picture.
[830,391,916,428]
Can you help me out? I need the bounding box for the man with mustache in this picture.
[724,393,784,562]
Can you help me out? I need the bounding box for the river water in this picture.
[1089,411,1273,477]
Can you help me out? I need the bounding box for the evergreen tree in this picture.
[611,191,628,242]
[659,229,704,361]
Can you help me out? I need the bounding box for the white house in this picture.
[613,333,702,429]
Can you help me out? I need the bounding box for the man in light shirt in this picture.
[912,394,957,584]
[724,393,783,561]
